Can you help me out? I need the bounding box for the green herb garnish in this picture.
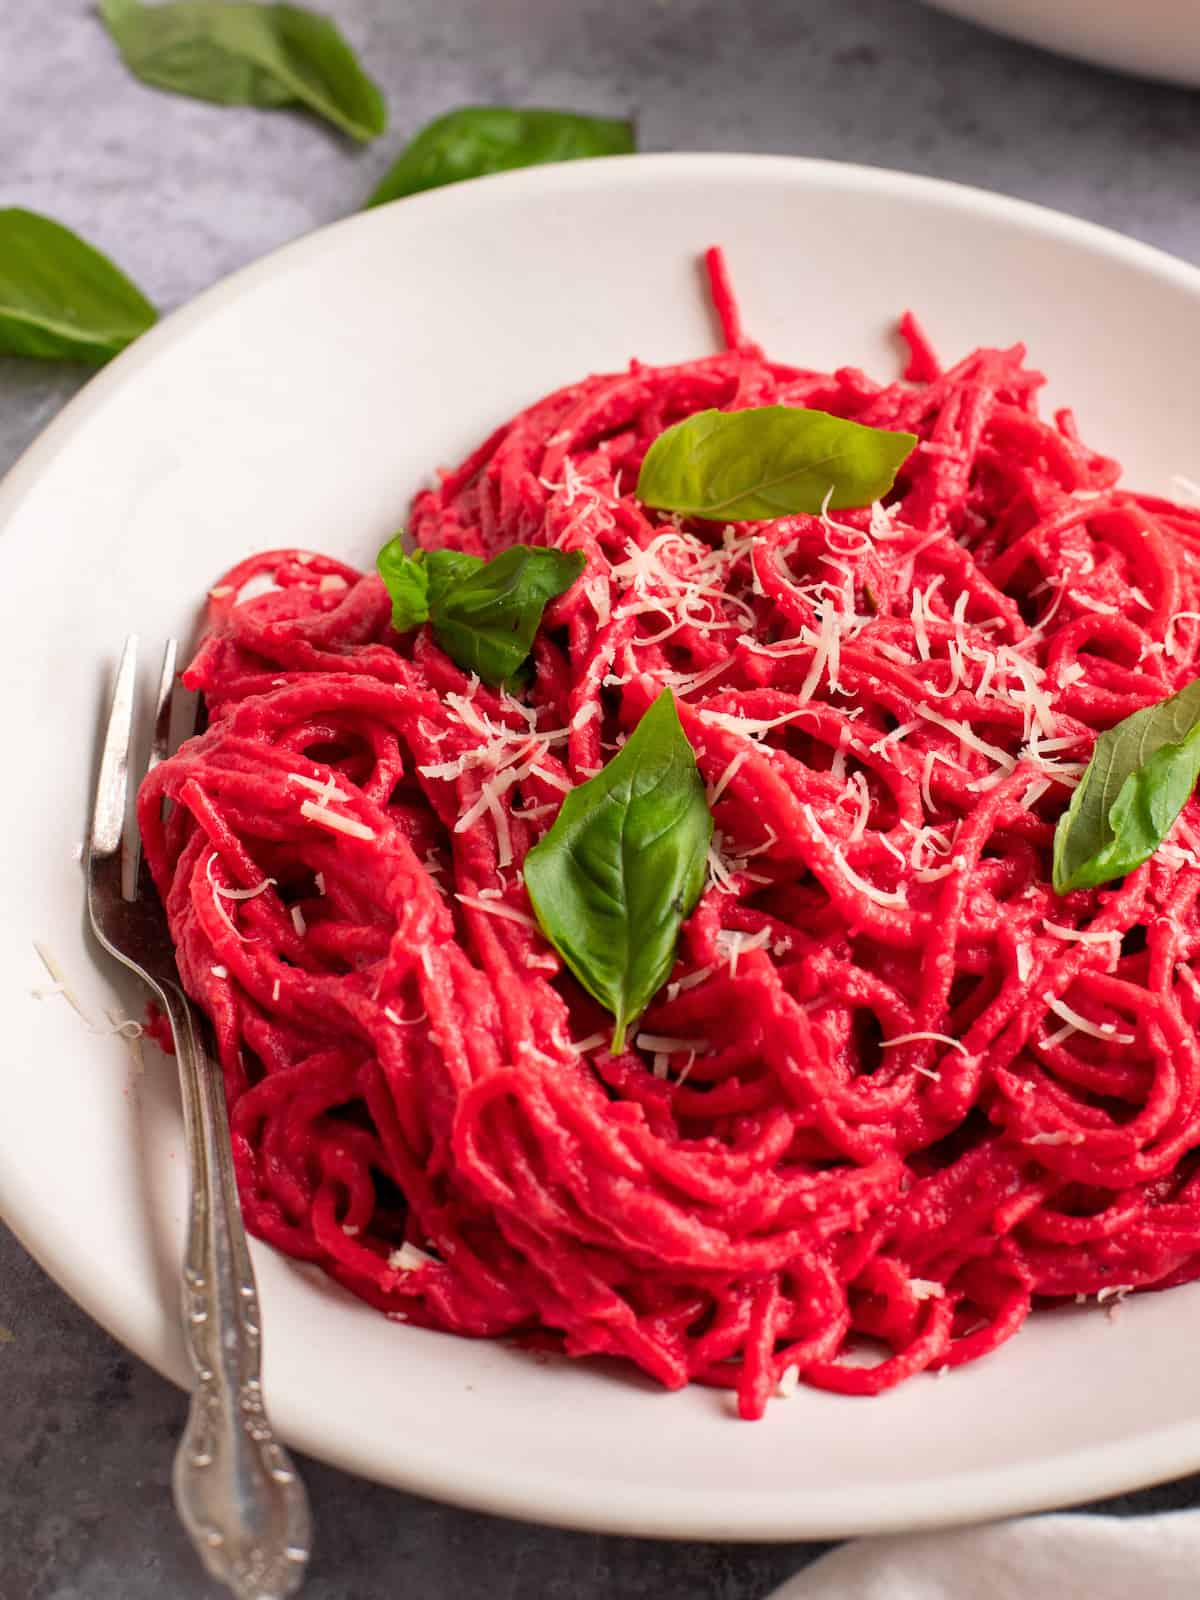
[376,539,584,687]
[0,209,157,365]
[366,106,634,208]
[524,689,711,1051]
[1053,678,1200,893]
[99,0,386,142]
[635,405,917,522]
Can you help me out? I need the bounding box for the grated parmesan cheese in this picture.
[1096,1284,1133,1306]
[571,1032,608,1055]
[776,1365,800,1398]
[388,1242,436,1272]
[213,876,275,902]
[1044,995,1134,1044]
[205,854,251,942]
[914,862,957,883]
[665,965,715,1002]
[845,771,871,843]
[881,1031,968,1055]
[384,1004,428,1026]
[870,720,919,756]
[32,942,144,1048]
[635,1033,708,1054]
[1042,920,1120,955]
[699,707,808,741]
[1164,611,1200,659]
[916,705,1013,771]
[714,925,773,976]
[299,800,376,841]
[105,1007,145,1072]
[708,749,749,807]
[287,771,349,804]
[909,1279,945,1301]
[910,585,931,661]
[1073,594,1118,616]
[234,572,281,606]
[802,805,908,908]
[455,894,539,930]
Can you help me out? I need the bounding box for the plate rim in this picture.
[919,0,1200,90]
[5,149,1200,526]
[4,151,1200,1540]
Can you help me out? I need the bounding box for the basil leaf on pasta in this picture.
[524,690,712,1052]
[376,537,430,630]
[99,0,386,142]
[0,208,157,365]
[428,546,583,686]
[635,406,917,522]
[424,549,489,609]
[376,540,584,686]
[366,106,634,208]
[1053,677,1200,893]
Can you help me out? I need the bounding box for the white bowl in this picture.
[3,154,1200,1540]
[924,0,1200,87]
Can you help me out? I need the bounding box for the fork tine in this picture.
[128,639,183,900]
[91,635,138,859]
[147,638,179,776]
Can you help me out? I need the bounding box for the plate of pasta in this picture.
[923,0,1200,88]
[4,154,1200,1538]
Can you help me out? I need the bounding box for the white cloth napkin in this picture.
[766,1511,1200,1599]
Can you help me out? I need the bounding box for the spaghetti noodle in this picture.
[139,249,1200,1417]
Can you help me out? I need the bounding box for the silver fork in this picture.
[88,636,312,1600]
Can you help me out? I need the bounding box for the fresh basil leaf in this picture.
[524,689,712,1051]
[1053,677,1200,893]
[99,0,386,142]
[366,106,634,208]
[0,208,157,365]
[428,545,584,686]
[635,406,917,522]
[376,537,430,631]
[376,540,584,685]
[425,548,487,608]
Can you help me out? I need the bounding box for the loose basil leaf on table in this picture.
[366,106,634,208]
[99,0,387,142]
[635,405,917,521]
[1053,677,1200,894]
[376,539,584,686]
[0,208,157,364]
[524,689,712,1052]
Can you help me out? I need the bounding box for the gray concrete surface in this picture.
[4,1,1200,1595]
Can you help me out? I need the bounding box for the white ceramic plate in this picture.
[4,155,1200,1541]
[923,0,1200,87]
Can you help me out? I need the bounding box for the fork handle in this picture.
[164,986,312,1600]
